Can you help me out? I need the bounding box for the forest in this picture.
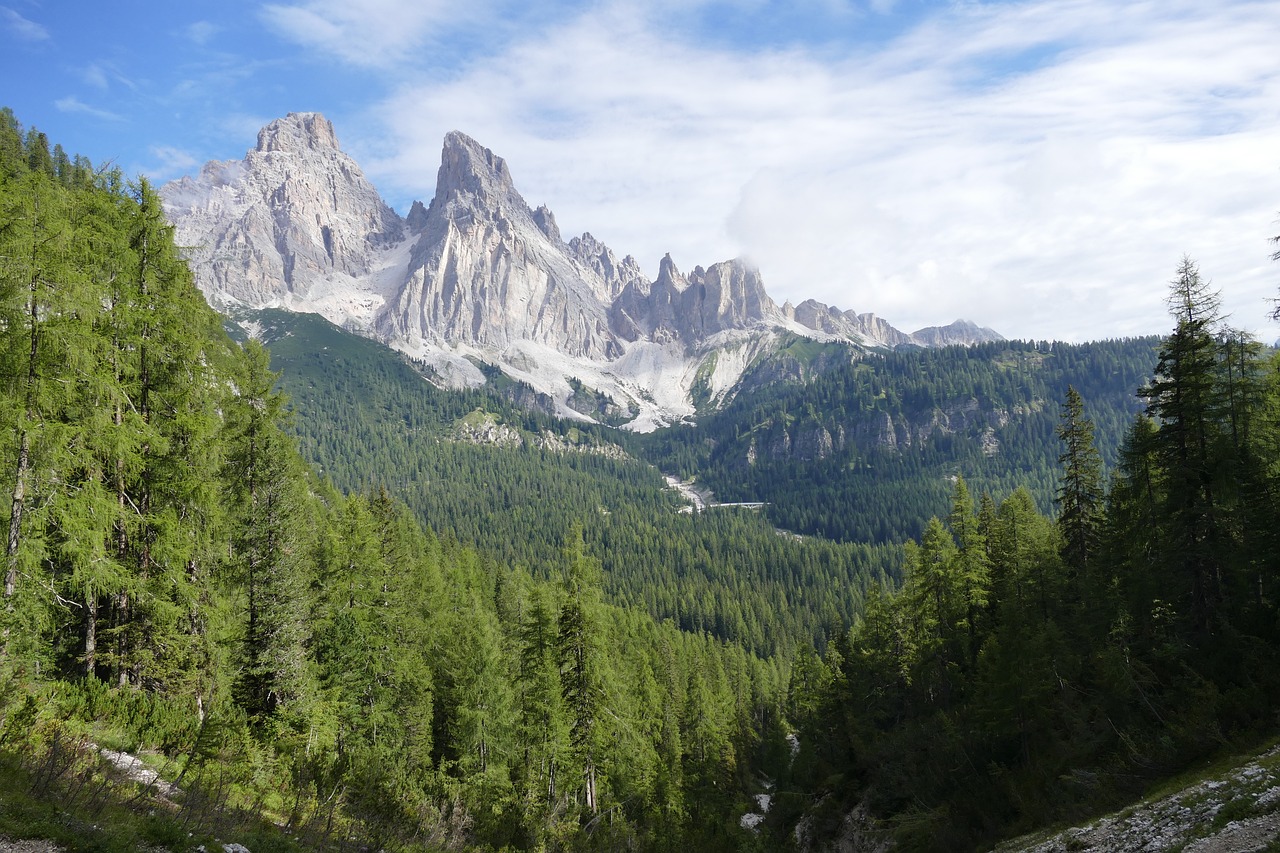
[636,334,1160,544]
[0,110,790,851]
[257,308,901,655]
[3,106,1280,853]
[781,261,1280,849]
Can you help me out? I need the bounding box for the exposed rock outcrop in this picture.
[163,112,1004,429]
[163,112,402,314]
[377,131,620,359]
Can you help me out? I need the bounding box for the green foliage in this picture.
[9,107,1280,853]
[0,107,788,850]
[637,336,1156,545]
[260,308,899,654]
[793,257,1280,852]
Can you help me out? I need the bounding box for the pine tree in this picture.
[1056,386,1104,580]
[1140,257,1229,632]
[224,341,311,718]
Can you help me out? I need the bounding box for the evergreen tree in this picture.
[1140,257,1229,632]
[224,341,311,719]
[558,524,606,814]
[1056,386,1104,584]
[0,169,85,664]
[903,516,961,705]
[947,476,989,670]
[515,582,571,834]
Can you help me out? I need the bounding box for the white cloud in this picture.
[54,96,123,122]
[82,63,109,89]
[259,0,489,68]
[1,6,48,41]
[80,61,136,92]
[354,0,1280,341]
[145,145,201,180]
[186,21,220,45]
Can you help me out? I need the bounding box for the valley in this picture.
[2,106,1280,853]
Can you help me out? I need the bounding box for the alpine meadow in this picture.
[3,99,1280,853]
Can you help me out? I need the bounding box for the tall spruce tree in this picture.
[1140,257,1229,633]
[1056,386,1104,582]
[947,476,990,670]
[224,341,311,718]
[516,582,571,831]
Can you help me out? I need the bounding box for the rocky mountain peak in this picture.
[162,111,401,313]
[911,319,1004,347]
[166,113,1004,430]
[436,131,517,205]
[656,253,689,292]
[256,112,340,154]
[569,232,643,300]
[406,199,429,233]
[533,204,561,244]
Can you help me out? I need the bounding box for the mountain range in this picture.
[162,112,1001,429]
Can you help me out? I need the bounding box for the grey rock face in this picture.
[162,112,402,312]
[792,300,914,348]
[791,300,1003,349]
[376,131,620,359]
[910,318,1004,347]
[569,232,644,302]
[610,255,781,345]
[164,112,1004,427]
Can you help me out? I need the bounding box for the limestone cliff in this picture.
[163,113,1003,429]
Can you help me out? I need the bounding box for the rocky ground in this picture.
[994,744,1280,853]
[0,841,61,853]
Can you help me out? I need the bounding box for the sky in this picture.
[2,0,1279,342]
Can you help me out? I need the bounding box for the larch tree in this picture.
[558,523,606,814]
[0,169,87,665]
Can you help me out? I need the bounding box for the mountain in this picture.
[163,112,1001,429]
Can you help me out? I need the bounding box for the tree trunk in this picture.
[84,594,97,675]
[4,430,28,599]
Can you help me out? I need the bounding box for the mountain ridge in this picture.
[162,112,1003,429]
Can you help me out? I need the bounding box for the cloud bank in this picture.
[128,0,1280,341]
[340,0,1279,340]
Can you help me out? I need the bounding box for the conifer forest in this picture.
[4,109,1280,852]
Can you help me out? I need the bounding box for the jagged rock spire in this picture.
[435,131,519,206]
[164,113,1002,429]
[256,112,341,153]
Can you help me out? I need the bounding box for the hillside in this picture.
[993,740,1280,853]
[0,108,791,852]
[6,106,1280,853]
[637,335,1159,544]
[253,308,899,653]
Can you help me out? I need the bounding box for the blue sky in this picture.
[3,0,1279,341]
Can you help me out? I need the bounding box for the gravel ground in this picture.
[995,746,1280,853]
[0,840,62,853]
